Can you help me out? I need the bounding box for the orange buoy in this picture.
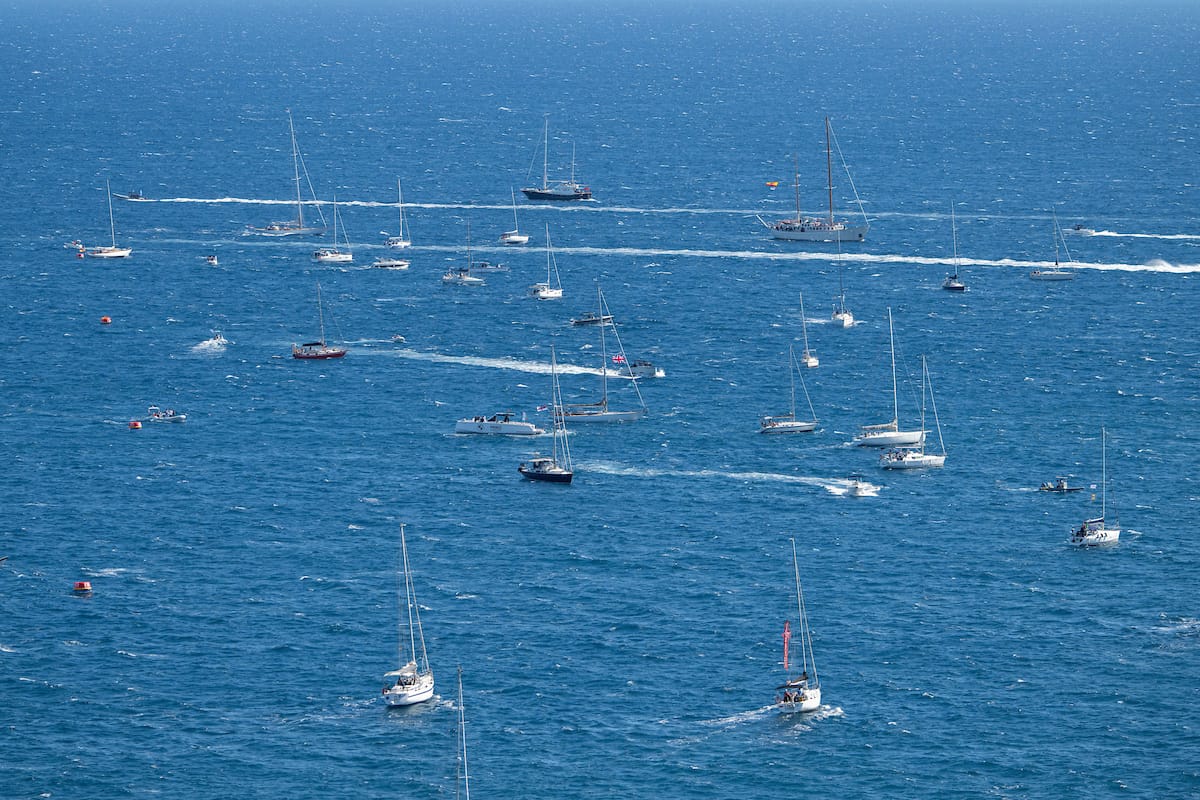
[100,316,111,324]
[129,420,142,430]
[73,581,92,593]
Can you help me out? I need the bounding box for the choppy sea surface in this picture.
[3,2,1199,797]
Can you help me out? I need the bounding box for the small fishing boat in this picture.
[146,406,186,423]
[1040,477,1082,493]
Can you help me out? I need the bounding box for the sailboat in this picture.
[529,224,564,300]
[384,179,412,248]
[312,197,352,263]
[442,221,485,286]
[500,187,531,244]
[454,667,471,800]
[519,346,574,483]
[776,538,821,714]
[292,282,347,359]
[1030,211,1077,281]
[799,292,818,367]
[246,110,327,237]
[831,245,854,328]
[559,286,647,423]
[879,356,947,468]
[853,308,925,447]
[383,524,435,706]
[942,206,967,291]
[1070,428,1121,547]
[760,346,818,434]
[521,115,592,201]
[86,179,132,258]
[758,117,869,243]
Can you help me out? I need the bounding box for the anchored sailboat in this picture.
[383,524,435,706]
[942,206,967,291]
[247,110,327,237]
[501,187,530,244]
[86,179,132,258]
[760,346,818,434]
[759,117,869,243]
[559,286,647,423]
[853,308,924,447]
[879,356,947,469]
[799,292,818,367]
[292,282,347,359]
[776,538,821,714]
[529,224,564,300]
[1070,428,1121,547]
[521,115,592,201]
[519,347,574,483]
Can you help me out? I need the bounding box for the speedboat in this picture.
[1065,223,1096,235]
[625,359,663,379]
[846,474,876,497]
[455,412,544,436]
[205,254,219,266]
[147,406,186,423]
[371,256,410,269]
[1040,477,1082,493]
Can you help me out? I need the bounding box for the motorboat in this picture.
[146,406,186,423]
[1040,477,1082,493]
[455,412,544,436]
[371,256,411,269]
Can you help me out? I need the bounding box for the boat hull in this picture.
[1070,526,1120,547]
[383,672,435,707]
[372,258,410,269]
[246,225,325,238]
[832,311,854,328]
[760,418,817,434]
[880,450,945,469]
[521,185,591,201]
[559,408,646,423]
[86,247,132,258]
[518,463,573,483]
[501,231,530,245]
[1029,270,1075,281]
[455,419,543,436]
[292,344,347,360]
[530,284,563,300]
[770,221,867,242]
[853,429,925,447]
[777,686,821,714]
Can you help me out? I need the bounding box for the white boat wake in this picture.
[581,461,859,495]
[374,347,633,379]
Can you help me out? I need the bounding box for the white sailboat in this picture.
[443,221,485,286]
[384,179,412,249]
[1070,428,1121,547]
[86,179,132,258]
[383,524,435,706]
[760,346,818,434]
[799,292,818,367]
[879,356,947,469]
[853,308,925,447]
[559,286,647,423]
[776,538,821,714]
[1030,211,1077,281]
[759,117,869,243]
[292,282,347,360]
[521,114,592,201]
[529,223,564,300]
[313,197,352,263]
[500,187,530,244]
[942,206,967,291]
[246,110,327,237]
[519,346,574,483]
[831,245,854,328]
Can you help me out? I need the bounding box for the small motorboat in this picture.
[1040,477,1083,493]
[570,311,613,326]
[205,254,219,266]
[455,412,544,436]
[372,256,410,270]
[147,405,186,423]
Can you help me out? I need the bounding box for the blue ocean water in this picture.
[2,1,1199,797]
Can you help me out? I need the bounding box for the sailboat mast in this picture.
[800,293,811,352]
[105,179,117,247]
[541,114,549,191]
[457,667,470,800]
[788,346,797,418]
[402,525,419,666]
[888,308,899,426]
[288,111,304,228]
[597,286,608,407]
[790,539,817,683]
[1101,427,1107,520]
[825,117,834,229]
[793,154,801,220]
[316,283,327,345]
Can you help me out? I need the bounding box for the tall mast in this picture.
[288,110,304,228]
[597,284,608,408]
[316,282,327,345]
[788,346,797,419]
[888,307,899,426]
[541,114,549,191]
[825,117,834,228]
[792,154,802,220]
[105,179,117,247]
[1101,427,1107,520]
[400,524,418,666]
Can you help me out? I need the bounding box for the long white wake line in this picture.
[367,347,634,379]
[582,461,874,496]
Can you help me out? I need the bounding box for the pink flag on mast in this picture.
[782,620,792,672]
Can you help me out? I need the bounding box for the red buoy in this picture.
[129,420,142,430]
[73,581,92,593]
[100,316,111,324]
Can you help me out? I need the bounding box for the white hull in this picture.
[801,350,818,368]
[455,417,543,436]
[880,450,945,469]
[778,686,821,714]
[313,250,352,263]
[372,258,410,269]
[385,237,411,248]
[443,270,484,285]
[86,246,132,258]
[248,224,325,238]
[760,417,817,434]
[770,221,867,242]
[626,360,663,379]
[1071,527,1120,547]
[529,283,563,300]
[383,671,435,707]
[854,428,925,447]
[501,231,529,245]
[1030,269,1074,281]
[832,311,854,328]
